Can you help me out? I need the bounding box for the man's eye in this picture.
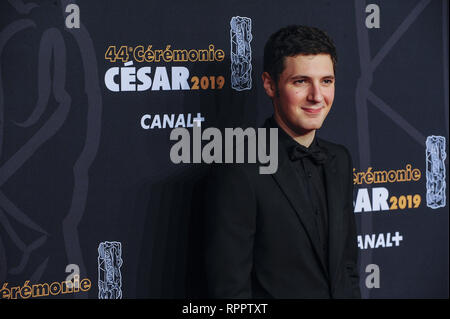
[294,80,305,84]
[323,79,334,84]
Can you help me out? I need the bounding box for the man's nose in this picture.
[307,83,323,103]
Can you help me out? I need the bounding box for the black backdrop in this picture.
[0,0,448,299]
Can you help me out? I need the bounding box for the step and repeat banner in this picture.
[0,0,448,299]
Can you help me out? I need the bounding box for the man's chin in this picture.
[293,122,323,134]
[291,126,317,136]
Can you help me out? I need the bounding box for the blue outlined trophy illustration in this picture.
[426,136,447,209]
[230,16,252,91]
[98,241,123,299]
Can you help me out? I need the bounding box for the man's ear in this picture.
[262,72,277,98]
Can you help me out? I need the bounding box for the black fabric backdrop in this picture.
[0,0,448,299]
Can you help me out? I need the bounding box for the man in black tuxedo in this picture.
[204,25,361,298]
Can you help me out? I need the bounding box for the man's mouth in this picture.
[301,106,323,114]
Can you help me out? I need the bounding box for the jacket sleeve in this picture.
[342,148,362,298]
[203,164,257,298]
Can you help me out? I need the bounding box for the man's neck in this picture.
[273,114,316,148]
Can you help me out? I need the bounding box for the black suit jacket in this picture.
[203,118,361,299]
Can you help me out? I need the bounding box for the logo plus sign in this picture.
[192,113,205,127]
[392,232,403,246]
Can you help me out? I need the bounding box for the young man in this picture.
[204,25,361,298]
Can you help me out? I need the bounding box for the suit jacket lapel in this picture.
[319,139,346,292]
[270,139,328,277]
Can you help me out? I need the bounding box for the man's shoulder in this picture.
[317,137,352,162]
[207,162,261,182]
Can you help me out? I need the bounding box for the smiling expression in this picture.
[263,53,335,137]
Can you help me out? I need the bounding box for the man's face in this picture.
[263,53,335,136]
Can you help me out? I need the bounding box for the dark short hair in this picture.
[263,25,337,84]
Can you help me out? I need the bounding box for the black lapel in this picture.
[318,138,347,291]
[269,132,328,276]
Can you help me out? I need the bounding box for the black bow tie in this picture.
[289,144,327,165]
